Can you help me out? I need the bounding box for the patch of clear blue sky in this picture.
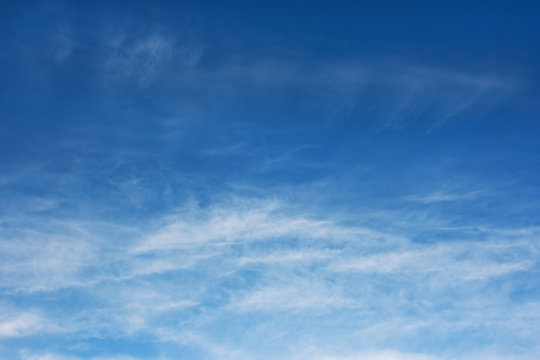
[0,1,539,360]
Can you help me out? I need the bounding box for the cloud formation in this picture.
[1,195,538,359]
[1,2,539,359]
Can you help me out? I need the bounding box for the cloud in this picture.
[1,196,538,359]
[230,276,356,312]
[0,313,43,337]
[175,58,512,127]
[0,216,140,293]
[0,311,59,338]
[154,329,254,360]
[237,248,337,265]
[309,351,539,360]
[103,32,174,87]
[330,240,535,281]
[0,4,537,359]
[131,198,370,254]
[314,351,439,360]
[48,26,75,63]
[377,65,510,127]
[403,190,484,204]
[0,227,95,293]
[21,355,79,360]
[21,354,141,360]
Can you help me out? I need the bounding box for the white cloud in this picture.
[293,347,539,360]
[1,196,538,359]
[403,190,484,203]
[0,234,94,293]
[154,330,253,360]
[330,239,536,282]
[237,249,338,265]
[0,312,54,337]
[316,351,439,360]
[21,354,142,360]
[230,277,356,312]
[131,198,375,254]
[0,217,140,293]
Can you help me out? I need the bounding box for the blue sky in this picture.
[0,1,539,359]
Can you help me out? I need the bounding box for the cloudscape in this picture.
[0,2,539,359]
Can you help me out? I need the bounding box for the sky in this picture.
[0,1,539,359]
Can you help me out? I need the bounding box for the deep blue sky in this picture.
[0,2,539,360]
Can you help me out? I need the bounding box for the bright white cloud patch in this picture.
[0,313,45,337]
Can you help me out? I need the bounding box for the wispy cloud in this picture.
[1,196,538,358]
[304,351,439,360]
[0,310,62,338]
[0,225,96,293]
[403,190,484,203]
[0,313,44,337]
[175,59,513,127]
[237,248,337,265]
[2,3,538,359]
[154,330,253,360]
[230,276,357,312]
[103,31,175,87]
[21,354,141,360]
[131,198,367,254]
[330,239,536,281]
